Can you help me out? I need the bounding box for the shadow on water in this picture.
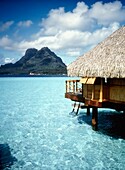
[77,109,125,139]
[0,143,17,170]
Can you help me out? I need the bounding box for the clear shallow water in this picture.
[0,77,125,170]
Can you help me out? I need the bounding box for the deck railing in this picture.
[65,80,82,93]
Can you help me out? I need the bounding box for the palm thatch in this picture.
[68,26,125,78]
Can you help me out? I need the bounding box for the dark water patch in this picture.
[99,111,125,139]
[77,109,125,139]
[77,111,91,125]
[0,143,17,169]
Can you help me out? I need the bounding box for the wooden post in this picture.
[76,81,78,93]
[73,81,75,93]
[92,85,95,100]
[82,84,83,96]
[66,81,67,93]
[69,81,71,92]
[87,107,90,116]
[99,78,103,102]
[92,107,98,130]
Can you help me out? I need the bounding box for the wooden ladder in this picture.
[70,102,81,115]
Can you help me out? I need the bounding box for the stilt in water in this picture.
[87,107,90,116]
[92,107,98,131]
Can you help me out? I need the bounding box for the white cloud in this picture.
[17,20,33,27]
[0,35,13,49]
[0,21,14,32]
[0,54,15,65]
[4,57,15,64]
[89,1,125,26]
[66,49,81,57]
[13,22,120,55]
[73,1,88,14]
[40,2,95,36]
[39,1,125,36]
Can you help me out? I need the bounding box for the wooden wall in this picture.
[83,84,100,100]
[109,78,125,102]
[82,78,125,103]
[83,85,92,99]
[110,86,125,102]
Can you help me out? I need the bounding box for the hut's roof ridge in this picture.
[68,26,125,78]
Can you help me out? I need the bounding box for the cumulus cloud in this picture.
[17,20,33,27]
[11,22,119,56]
[4,57,15,64]
[0,1,125,64]
[0,53,15,65]
[39,2,95,36]
[0,35,13,49]
[0,21,14,32]
[89,1,125,26]
[39,1,124,36]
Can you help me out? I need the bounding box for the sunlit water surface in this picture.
[0,77,125,170]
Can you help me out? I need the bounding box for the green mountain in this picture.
[0,47,67,75]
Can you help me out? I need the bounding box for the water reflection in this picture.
[0,143,17,169]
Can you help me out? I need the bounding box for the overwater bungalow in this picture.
[65,26,125,130]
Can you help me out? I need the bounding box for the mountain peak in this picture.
[25,48,38,57]
[41,47,50,51]
[0,47,67,75]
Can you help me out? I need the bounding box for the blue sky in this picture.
[0,0,125,65]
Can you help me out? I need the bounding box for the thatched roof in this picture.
[68,26,125,78]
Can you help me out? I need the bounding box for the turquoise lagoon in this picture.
[0,77,125,170]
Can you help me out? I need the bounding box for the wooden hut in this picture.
[65,26,125,130]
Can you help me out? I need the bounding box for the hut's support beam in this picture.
[92,107,98,130]
[87,107,90,116]
[92,85,95,100]
[99,78,103,102]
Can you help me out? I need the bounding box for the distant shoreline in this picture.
[0,74,68,78]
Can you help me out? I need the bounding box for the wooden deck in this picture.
[65,92,84,102]
[85,98,125,110]
[65,79,85,102]
[66,93,125,111]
